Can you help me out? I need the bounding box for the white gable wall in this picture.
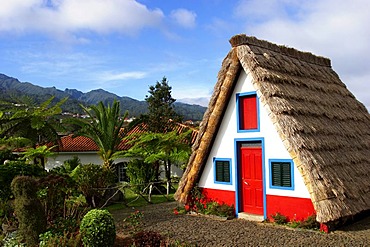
[198,69,310,199]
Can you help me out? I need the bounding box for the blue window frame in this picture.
[269,159,294,190]
[236,92,260,133]
[214,158,232,185]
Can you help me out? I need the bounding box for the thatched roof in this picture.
[175,34,370,224]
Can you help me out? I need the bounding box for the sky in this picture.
[0,0,369,109]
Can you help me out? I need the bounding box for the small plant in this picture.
[120,210,144,234]
[39,230,82,247]
[80,209,116,247]
[133,230,163,247]
[173,205,187,215]
[299,214,320,230]
[271,212,287,225]
[2,231,26,247]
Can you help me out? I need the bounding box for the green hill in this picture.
[0,73,206,120]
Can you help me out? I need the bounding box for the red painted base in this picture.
[266,195,316,221]
[201,188,236,207]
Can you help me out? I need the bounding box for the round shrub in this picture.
[80,209,116,247]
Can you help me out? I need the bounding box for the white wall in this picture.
[198,69,310,198]
[46,152,184,178]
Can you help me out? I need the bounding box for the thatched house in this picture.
[174,34,370,231]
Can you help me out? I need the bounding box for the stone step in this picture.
[238,212,264,222]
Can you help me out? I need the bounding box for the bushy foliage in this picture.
[0,161,45,200]
[39,230,82,247]
[298,214,320,230]
[70,164,115,207]
[38,174,73,223]
[0,199,16,228]
[126,159,156,193]
[185,187,235,218]
[11,176,46,246]
[271,212,288,225]
[80,209,116,247]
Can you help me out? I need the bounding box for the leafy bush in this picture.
[11,176,46,246]
[38,174,76,223]
[39,230,82,247]
[70,164,115,207]
[0,199,17,230]
[299,214,320,230]
[133,231,163,247]
[271,212,288,225]
[126,159,156,193]
[2,231,26,247]
[80,209,116,247]
[0,161,45,200]
[185,186,235,218]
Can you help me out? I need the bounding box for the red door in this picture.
[240,147,263,215]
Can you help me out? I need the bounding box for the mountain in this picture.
[0,73,206,120]
[177,97,210,107]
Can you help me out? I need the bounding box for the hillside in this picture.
[0,73,206,120]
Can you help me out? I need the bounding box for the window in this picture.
[116,162,128,182]
[237,93,259,132]
[214,158,232,184]
[269,159,294,190]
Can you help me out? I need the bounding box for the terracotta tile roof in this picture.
[57,123,198,152]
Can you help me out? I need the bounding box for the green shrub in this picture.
[299,214,320,230]
[11,176,46,246]
[0,161,45,200]
[71,164,115,207]
[80,209,116,247]
[271,212,287,225]
[39,230,82,247]
[126,159,156,193]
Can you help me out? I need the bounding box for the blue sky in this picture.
[0,0,369,109]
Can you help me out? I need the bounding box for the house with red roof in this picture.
[46,123,198,181]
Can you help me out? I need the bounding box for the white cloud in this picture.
[0,0,164,36]
[235,0,370,110]
[101,71,148,81]
[170,9,197,29]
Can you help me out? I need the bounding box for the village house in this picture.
[175,34,370,231]
[46,122,198,181]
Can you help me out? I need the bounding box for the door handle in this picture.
[244,180,249,185]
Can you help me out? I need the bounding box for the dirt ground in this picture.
[111,201,370,246]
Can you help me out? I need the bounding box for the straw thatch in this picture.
[174,34,370,225]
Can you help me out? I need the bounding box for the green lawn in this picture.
[106,184,177,211]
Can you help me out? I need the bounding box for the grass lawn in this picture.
[106,183,177,211]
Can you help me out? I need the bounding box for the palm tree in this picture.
[69,100,127,168]
[0,96,67,147]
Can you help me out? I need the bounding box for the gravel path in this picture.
[112,201,370,246]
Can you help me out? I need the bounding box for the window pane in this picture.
[271,162,291,187]
[215,160,231,183]
[240,95,258,130]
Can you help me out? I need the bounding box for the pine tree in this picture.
[145,77,181,133]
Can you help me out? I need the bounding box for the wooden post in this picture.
[166,181,170,197]
[148,184,153,202]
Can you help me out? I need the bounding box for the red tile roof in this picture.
[57,123,198,153]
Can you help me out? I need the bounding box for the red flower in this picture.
[184,205,190,211]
